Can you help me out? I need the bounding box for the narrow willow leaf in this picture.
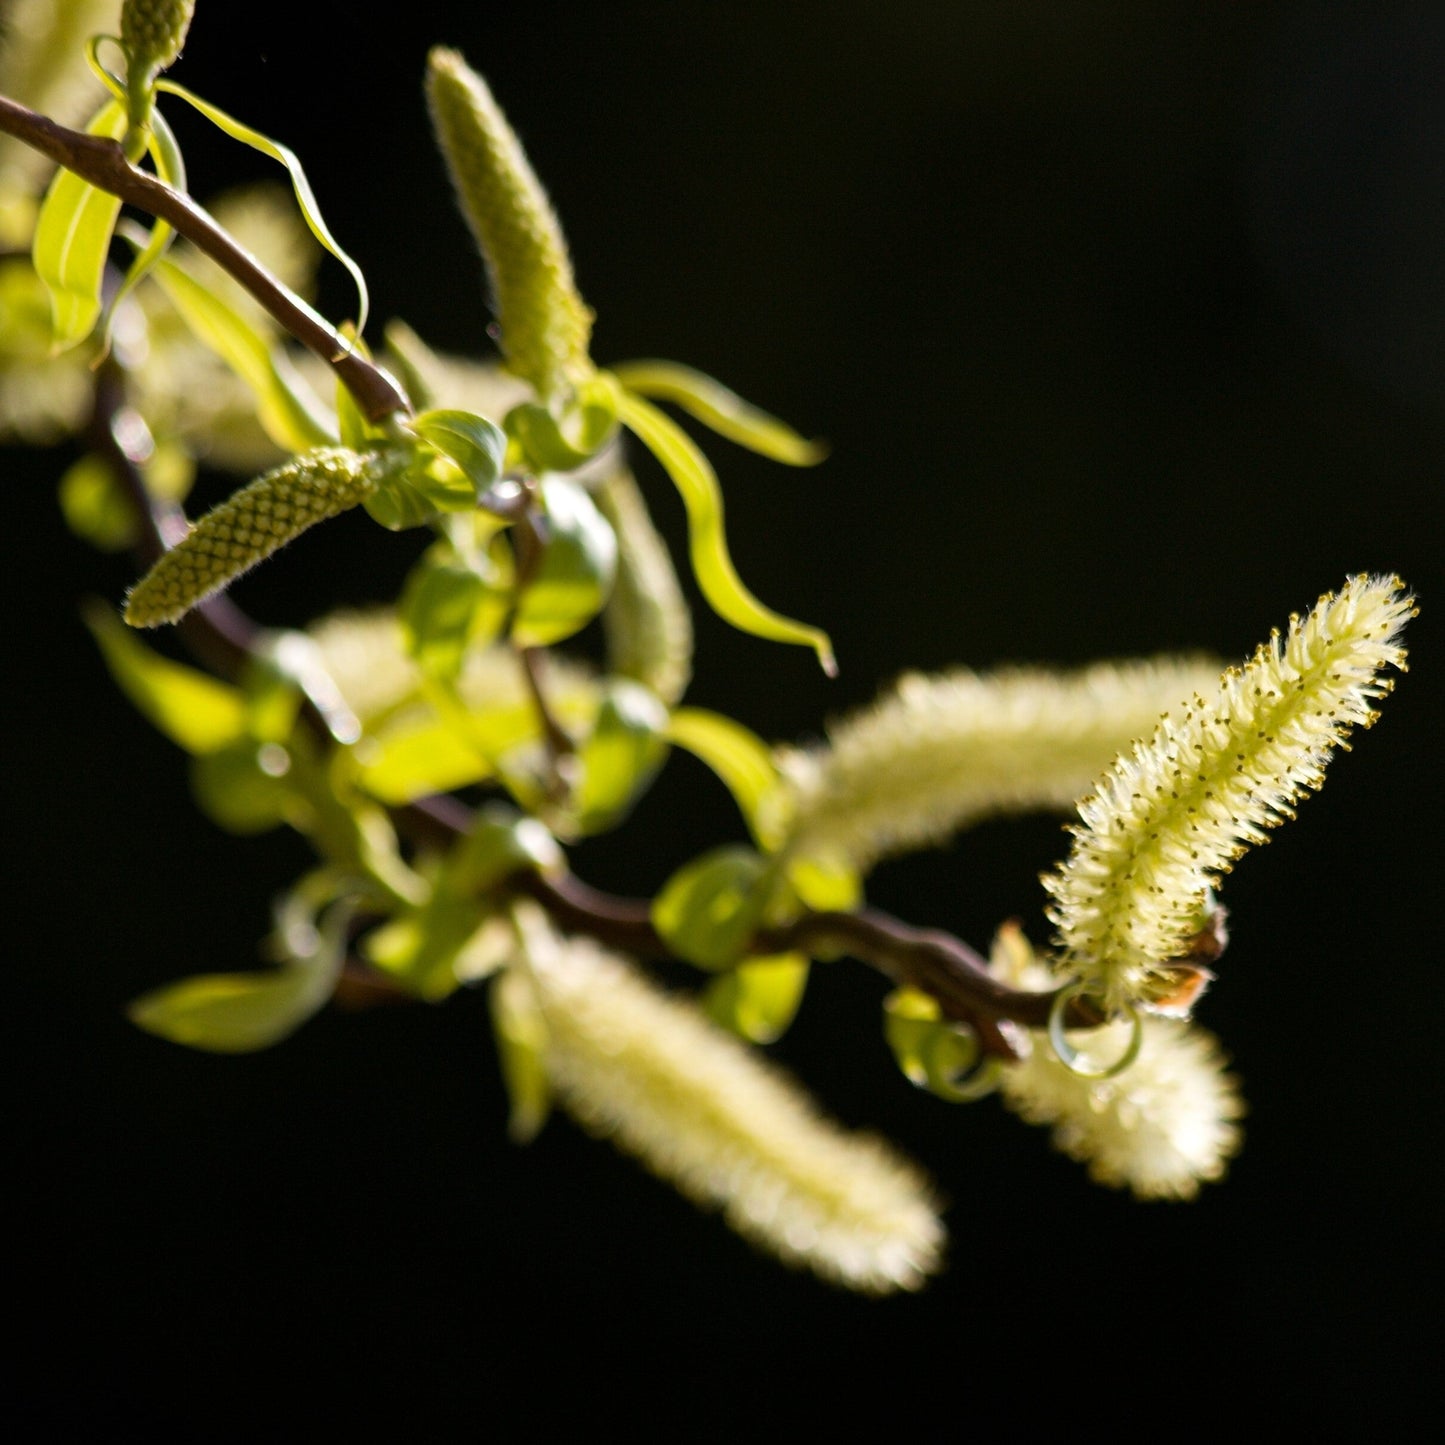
[155,79,370,335]
[667,707,785,848]
[611,360,826,466]
[705,952,809,1044]
[363,899,489,1001]
[616,390,835,675]
[125,447,387,627]
[151,258,335,452]
[652,846,772,971]
[32,98,127,350]
[510,477,617,649]
[84,600,247,753]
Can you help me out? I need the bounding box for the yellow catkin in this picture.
[989,925,1244,1199]
[1042,575,1414,1011]
[424,48,594,400]
[521,930,944,1293]
[776,657,1227,876]
[125,447,384,627]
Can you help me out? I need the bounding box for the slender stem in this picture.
[0,91,410,421]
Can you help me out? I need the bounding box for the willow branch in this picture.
[0,91,410,421]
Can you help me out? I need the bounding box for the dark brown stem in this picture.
[0,91,410,421]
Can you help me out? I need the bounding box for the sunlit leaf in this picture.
[128,883,349,1053]
[356,714,497,803]
[574,679,669,834]
[783,851,861,914]
[362,898,488,1001]
[400,550,510,684]
[510,477,617,648]
[705,952,809,1044]
[611,360,826,466]
[156,79,371,335]
[667,707,785,849]
[32,98,127,350]
[60,455,138,551]
[616,389,835,675]
[652,845,772,971]
[411,408,506,498]
[504,377,618,472]
[190,737,293,834]
[84,601,247,753]
[151,257,335,452]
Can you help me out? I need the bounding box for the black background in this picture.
[8,1,1443,1435]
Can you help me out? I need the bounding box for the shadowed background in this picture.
[8,1,1442,1435]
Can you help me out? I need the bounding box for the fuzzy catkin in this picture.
[425,49,594,400]
[125,448,384,627]
[776,657,1227,875]
[523,933,944,1293]
[1042,574,1413,1010]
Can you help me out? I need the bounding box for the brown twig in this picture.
[0,91,410,421]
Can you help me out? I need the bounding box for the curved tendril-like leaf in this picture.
[667,707,787,849]
[616,390,835,675]
[32,98,128,350]
[154,79,370,337]
[150,257,335,451]
[610,360,826,466]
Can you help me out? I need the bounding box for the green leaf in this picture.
[442,806,564,895]
[504,378,618,472]
[610,360,826,466]
[362,899,488,1001]
[511,477,617,648]
[616,389,835,675]
[151,257,335,452]
[490,967,552,1142]
[705,952,809,1044]
[652,845,771,971]
[357,714,497,803]
[411,409,507,499]
[84,601,247,753]
[190,737,293,834]
[400,548,510,684]
[32,99,128,350]
[574,679,670,834]
[882,989,1000,1103]
[666,707,785,849]
[128,884,349,1053]
[783,851,861,914]
[60,455,138,552]
[156,79,371,336]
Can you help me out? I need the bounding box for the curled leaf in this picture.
[616,389,834,675]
